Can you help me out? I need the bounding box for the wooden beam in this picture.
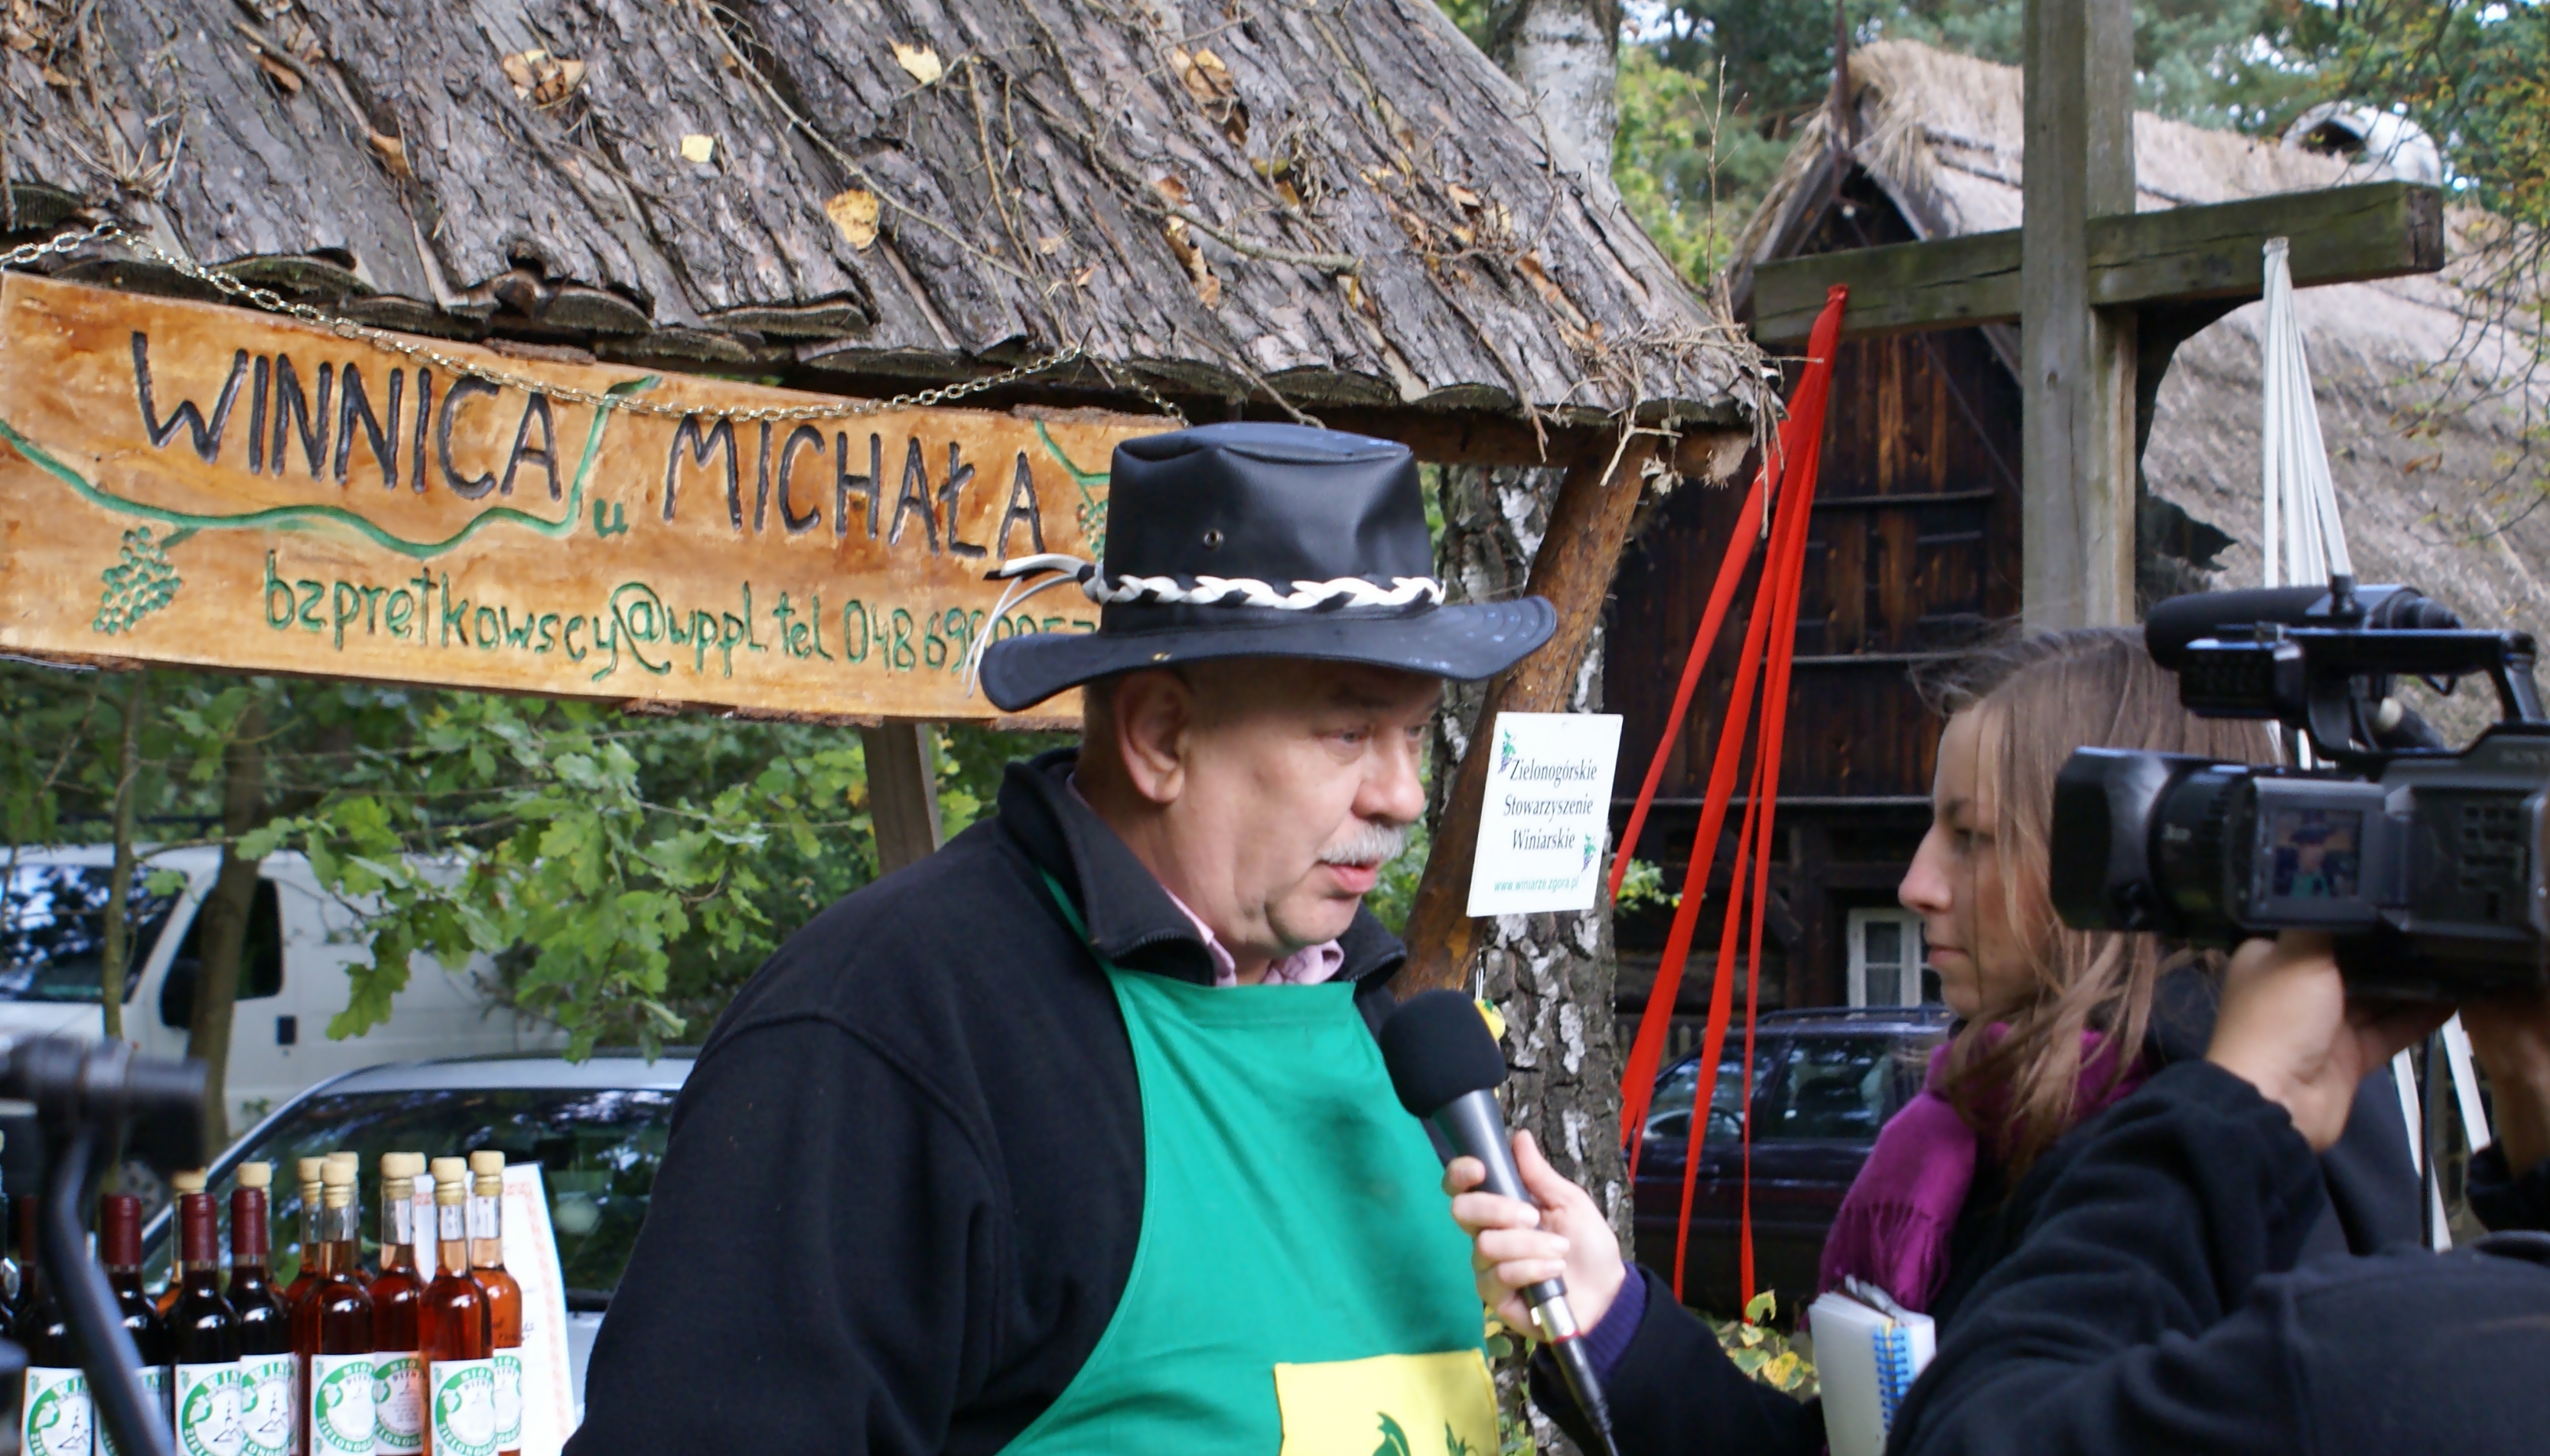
[861,719,943,875]
[1751,181,2446,344]
[1392,436,1664,996]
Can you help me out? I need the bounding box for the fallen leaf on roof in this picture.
[1071,264,1096,288]
[5,31,34,52]
[680,134,716,164]
[502,49,585,108]
[894,43,943,85]
[1446,184,1482,211]
[39,64,70,87]
[1037,233,1065,254]
[369,131,412,178]
[1155,174,1192,208]
[825,189,880,249]
[500,49,542,94]
[1169,45,1247,146]
[252,54,300,94]
[1161,218,1223,307]
[1171,47,1234,105]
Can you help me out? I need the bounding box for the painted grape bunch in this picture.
[95,526,184,634]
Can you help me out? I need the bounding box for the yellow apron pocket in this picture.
[1271,1349,1500,1456]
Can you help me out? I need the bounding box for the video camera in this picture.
[2050,577,2550,1000]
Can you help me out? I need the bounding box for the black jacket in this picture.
[1894,1061,2550,1456]
[566,750,1406,1456]
[1535,971,2423,1455]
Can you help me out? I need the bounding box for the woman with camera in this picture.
[1448,628,2425,1454]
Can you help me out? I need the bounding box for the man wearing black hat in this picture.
[573,425,1555,1454]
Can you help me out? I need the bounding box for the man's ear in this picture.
[1112,669,1195,806]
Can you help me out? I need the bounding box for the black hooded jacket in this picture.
[1534,966,2424,1455]
[566,750,1407,1455]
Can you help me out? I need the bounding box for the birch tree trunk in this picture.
[1435,9,1630,1447]
[1431,464,1630,1454]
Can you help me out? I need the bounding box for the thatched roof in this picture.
[1732,39,2549,720]
[0,0,1767,441]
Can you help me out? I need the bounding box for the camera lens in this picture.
[2153,767,2252,946]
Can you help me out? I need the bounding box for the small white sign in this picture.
[1466,712,1623,917]
[501,1164,577,1456]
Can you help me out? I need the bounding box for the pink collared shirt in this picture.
[1159,884,1347,989]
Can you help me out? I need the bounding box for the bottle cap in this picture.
[321,1158,357,1188]
[298,1156,327,1189]
[323,1182,355,1210]
[431,1157,469,1204]
[467,1151,505,1176]
[171,1168,208,1195]
[380,1151,425,1179]
[236,1161,272,1191]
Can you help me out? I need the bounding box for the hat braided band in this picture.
[987,553,1446,611]
[962,554,1447,700]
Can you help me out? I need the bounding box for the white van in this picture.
[0,845,564,1129]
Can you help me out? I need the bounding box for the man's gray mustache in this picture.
[1319,822,1410,868]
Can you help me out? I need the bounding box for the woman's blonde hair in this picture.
[1918,628,2275,1176]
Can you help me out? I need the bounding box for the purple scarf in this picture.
[1816,1028,2148,1313]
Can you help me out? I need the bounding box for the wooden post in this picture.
[861,719,943,875]
[2021,0,2139,630]
[1394,437,1663,996]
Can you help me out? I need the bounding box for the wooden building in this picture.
[1607,40,2550,1037]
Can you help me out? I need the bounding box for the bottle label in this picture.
[371,1353,425,1456]
[101,1366,173,1456]
[491,1352,523,1451]
[311,1355,376,1456]
[20,1366,92,1456]
[427,1359,499,1456]
[238,1352,298,1456]
[175,1363,256,1456]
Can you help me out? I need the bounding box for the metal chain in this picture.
[0,218,1089,422]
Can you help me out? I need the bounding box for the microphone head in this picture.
[2145,586,2328,668]
[1380,989,1508,1118]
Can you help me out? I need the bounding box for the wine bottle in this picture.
[100,1190,173,1456]
[369,1153,428,1456]
[464,1153,522,1456]
[282,1156,328,1312]
[16,1193,93,1456]
[296,1156,375,1456]
[233,1161,298,1456]
[418,1159,493,1456]
[168,1173,249,1456]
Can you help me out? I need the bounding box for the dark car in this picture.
[1632,1006,1953,1315]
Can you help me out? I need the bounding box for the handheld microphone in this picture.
[1381,991,1620,1456]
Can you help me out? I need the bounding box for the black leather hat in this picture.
[974,423,1555,711]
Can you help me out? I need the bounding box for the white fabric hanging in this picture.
[2259,237,2481,1246]
[2259,237,2356,589]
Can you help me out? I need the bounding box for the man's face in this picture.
[1148,658,1438,961]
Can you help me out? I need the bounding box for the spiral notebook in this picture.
[1807,1283,1936,1456]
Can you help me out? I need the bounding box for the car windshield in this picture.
[146,1086,673,1305]
[1641,1045,1777,1148]
[0,863,172,1002]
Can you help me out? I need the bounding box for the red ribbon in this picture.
[1613,285,1850,1308]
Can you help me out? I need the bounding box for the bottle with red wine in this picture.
[16,1193,93,1456]
[232,1161,299,1456]
[100,1190,172,1456]
[169,1169,251,1456]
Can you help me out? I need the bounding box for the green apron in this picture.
[1004,878,1497,1455]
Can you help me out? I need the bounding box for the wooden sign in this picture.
[0,275,1164,723]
